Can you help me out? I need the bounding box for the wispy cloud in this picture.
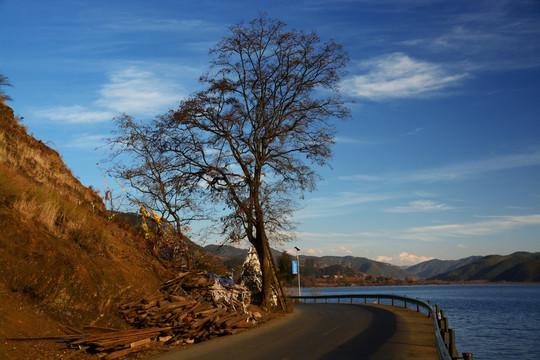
[295,192,398,219]
[334,136,384,146]
[341,53,467,100]
[39,105,113,124]
[385,200,454,213]
[96,67,184,114]
[402,2,540,71]
[65,134,106,149]
[337,174,382,182]
[402,151,540,183]
[401,127,423,136]
[39,66,186,124]
[102,18,208,33]
[340,150,540,184]
[405,214,540,241]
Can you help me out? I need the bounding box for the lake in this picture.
[301,284,540,360]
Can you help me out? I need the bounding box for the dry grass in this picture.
[0,104,102,212]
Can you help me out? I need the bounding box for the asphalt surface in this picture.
[148,303,438,360]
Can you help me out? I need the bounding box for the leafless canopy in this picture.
[109,15,349,308]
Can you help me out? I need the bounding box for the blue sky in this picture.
[1,0,539,265]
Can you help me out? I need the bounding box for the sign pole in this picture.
[295,247,301,296]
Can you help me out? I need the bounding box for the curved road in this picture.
[149,303,437,360]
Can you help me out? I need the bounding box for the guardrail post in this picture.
[364,297,367,304]
[442,330,450,350]
[391,298,394,306]
[404,300,407,309]
[337,298,340,304]
[350,298,353,304]
[416,304,420,312]
[449,329,457,358]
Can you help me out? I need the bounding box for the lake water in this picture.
[301,284,540,360]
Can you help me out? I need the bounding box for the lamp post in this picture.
[294,247,301,296]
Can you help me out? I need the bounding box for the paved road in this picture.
[148,303,438,360]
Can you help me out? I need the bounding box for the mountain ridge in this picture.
[406,256,482,278]
[204,244,540,283]
[432,252,540,282]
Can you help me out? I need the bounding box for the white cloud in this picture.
[414,191,436,197]
[397,252,433,265]
[334,136,383,146]
[402,150,540,183]
[385,200,453,213]
[39,105,113,124]
[336,246,353,255]
[65,134,106,149]
[306,248,325,256]
[96,67,184,114]
[295,192,398,219]
[407,214,540,240]
[342,150,540,184]
[457,244,468,249]
[39,66,186,124]
[103,18,207,33]
[341,53,467,100]
[401,127,423,136]
[375,255,393,263]
[376,252,433,266]
[337,174,382,181]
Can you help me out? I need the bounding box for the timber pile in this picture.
[63,271,258,359]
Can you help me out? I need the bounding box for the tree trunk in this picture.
[255,236,272,310]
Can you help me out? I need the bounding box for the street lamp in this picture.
[294,247,301,296]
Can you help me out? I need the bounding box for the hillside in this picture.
[0,101,216,359]
[314,255,414,280]
[205,244,282,260]
[432,252,540,282]
[407,256,481,278]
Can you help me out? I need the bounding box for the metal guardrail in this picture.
[288,294,455,360]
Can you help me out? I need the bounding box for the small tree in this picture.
[0,74,13,102]
[277,251,296,285]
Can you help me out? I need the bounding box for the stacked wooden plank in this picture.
[63,272,257,359]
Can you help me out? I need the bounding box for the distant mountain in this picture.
[407,256,482,278]
[205,245,415,279]
[432,252,540,282]
[205,244,249,259]
[204,244,282,260]
[308,255,415,280]
[300,258,365,278]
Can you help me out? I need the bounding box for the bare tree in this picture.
[106,113,208,268]
[0,74,13,102]
[108,15,349,308]
[158,15,349,308]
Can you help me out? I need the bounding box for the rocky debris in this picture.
[62,271,256,359]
